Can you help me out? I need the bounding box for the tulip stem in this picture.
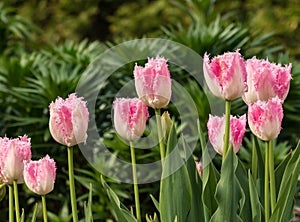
[13,180,20,222]
[223,100,231,162]
[251,135,258,181]
[268,140,276,213]
[155,109,165,166]
[130,142,141,222]
[8,185,14,222]
[68,146,78,222]
[42,195,48,222]
[264,141,270,222]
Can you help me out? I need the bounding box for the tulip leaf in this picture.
[31,203,38,222]
[210,146,243,222]
[236,159,252,222]
[270,140,300,222]
[274,149,292,195]
[198,120,218,221]
[183,139,205,222]
[150,194,159,211]
[84,183,93,222]
[101,176,136,222]
[159,124,191,222]
[248,170,262,222]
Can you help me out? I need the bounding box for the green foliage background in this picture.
[0,0,299,221]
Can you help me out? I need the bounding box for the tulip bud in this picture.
[49,93,89,147]
[134,56,172,109]
[161,111,173,142]
[0,135,32,184]
[248,97,283,141]
[243,57,292,104]
[203,50,247,101]
[207,114,246,155]
[113,98,149,141]
[195,161,203,179]
[24,155,56,195]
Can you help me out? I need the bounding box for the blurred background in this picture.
[0,0,299,221]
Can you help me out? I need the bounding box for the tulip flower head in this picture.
[207,114,246,155]
[203,50,247,100]
[134,56,172,109]
[113,98,149,141]
[0,135,31,184]
[243,57,292,104]
[24,155,56,195]
[248,97,283,141]
[195,161,203,178]
[49,93,89,147]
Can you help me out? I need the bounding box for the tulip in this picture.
[113,98,149,141]
[203,50,247,101]
[243,57,292,104]
[49,93,89,147]
[195,161,203,179]
[24,155,56,195]
[248,97,283,141]
[134,56,172,109]
[0,135,31,184]
[207,114,246,155]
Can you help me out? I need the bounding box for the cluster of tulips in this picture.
[0,48,297,222]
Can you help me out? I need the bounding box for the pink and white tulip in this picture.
[207,114,246,155]
[0,135,31,184]
[49,93,89,147]
[243,57,292,104]
[134,56,172,109]
[203,50,247,100]
[195,161,203,178]
[113,98,149,141]
[248,97,283,141]
[24,155,56,195]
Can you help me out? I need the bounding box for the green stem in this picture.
[42,195,48,222]
[251,135,258,181]
[264,141,270,222]
[155,109,165,166]
[68,146,78,222]
[269,140,276,213]
[130,142,141,222]
[222,100,231,162]
[8,185,14,222]
[13,180,20,222]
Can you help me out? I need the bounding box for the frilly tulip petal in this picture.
[203,50,247,101]
[113,98,149,141]
[243,57,292,104]
[134,56,172,109]
[0,135,32,184]
[248,97,283,141]
[207,114,246,155]
[49,93,89,147]
[24,155,56,195]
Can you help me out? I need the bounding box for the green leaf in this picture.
[101,176,136,222]
[84,183,93,222]
[150,194,159,211]
[198,120,218,221]
[270,140,300,222]
[236,159,252,222]
[248,170,262,222]
[31,203,38,222]
[210,147,243,222]
[183,139,205,222]
[159,124,191,222]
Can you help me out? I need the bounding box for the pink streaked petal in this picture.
[203,53,223,98]
[230,114,246,153]
[207,114,225,154]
